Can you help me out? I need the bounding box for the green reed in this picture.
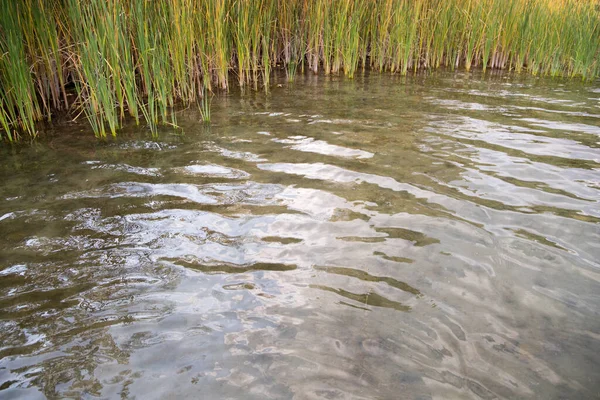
[21,0,68,117]
[203,0,231,90]
[68,0,122,137]
[1,0,598,140]
[306,0,326,74]
[199,85,212,123]
[278,0,305,81]
[0,0,41,139]
[234,0,254,87]
[259,0,276,88]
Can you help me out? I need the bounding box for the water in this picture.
[1,72,599,399]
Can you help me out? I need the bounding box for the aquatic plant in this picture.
[199,86,212,123]
[0,0,42,139]
[0,0,598,140]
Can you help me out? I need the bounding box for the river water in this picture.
[1,72,599,399]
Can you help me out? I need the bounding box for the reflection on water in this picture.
[1,72,599,399]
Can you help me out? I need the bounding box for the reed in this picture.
[203,0,231,90]
[68,0,121,137]
[0,0,42,139]
[199,86,212,123]
[0,0,598,140]
[278,0,305,81]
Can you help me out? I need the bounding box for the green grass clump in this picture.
[0,0,42,140]
[0,0,598,140]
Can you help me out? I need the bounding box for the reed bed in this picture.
[1,0,598,140]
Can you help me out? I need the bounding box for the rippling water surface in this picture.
[1,72,599,399]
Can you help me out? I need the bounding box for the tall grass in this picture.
[0,0,42,140]
[199,85,212,123]
[1,0,599,140]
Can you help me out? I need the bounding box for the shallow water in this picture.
[1,71,599,399]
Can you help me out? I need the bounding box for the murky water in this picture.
[1,72,599,399]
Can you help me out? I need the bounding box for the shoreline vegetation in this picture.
[1,0,599,140]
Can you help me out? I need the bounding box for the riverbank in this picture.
[1,0,599,139]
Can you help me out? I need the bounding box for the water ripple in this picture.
[0,72,599,399]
